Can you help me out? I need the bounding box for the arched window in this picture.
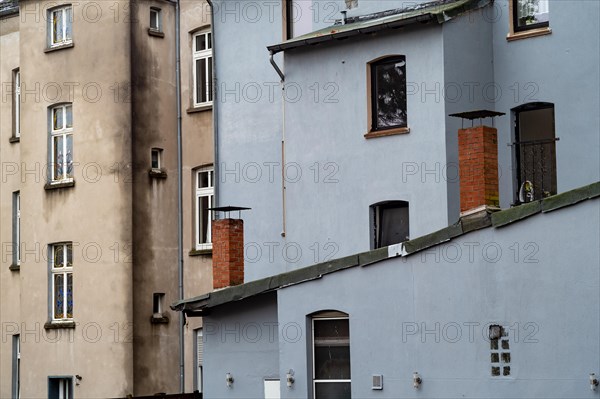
[311,311,351,398]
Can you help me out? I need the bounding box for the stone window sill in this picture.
[187,104,212,114]
[44,321,76,330]
[148,28,165,38]
[149,168,167,179]
[9,136,20,143]
[507,27,552,42]
[151,315,169,324]
[364,126,410,139]
[189,248,213,256]
[9,264,20,271]
[44,42,74,53]
[45,180,75,190]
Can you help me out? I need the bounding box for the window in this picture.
[153,293,164,317]
[13,69,20,139]
[508,0,551,40]
[285,0,313,39]
[12,335,20,399]
[150,8,161,31]
[312,311,351,399]
[48,5,72,47]
[50,104,74,183]
[367,56,408,137]
[512,103,557,203]
[195,328,204,393]
[151,148,162,170]
[195,167,214,250]
[13,192,20,267]
[489,325,511,377]
[371,201,409,249]
[193,30,213,107]
[513,0,549,32]
[50,243,73,321]
[48,377,73,399]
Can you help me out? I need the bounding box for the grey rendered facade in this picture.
[213,0,599,280]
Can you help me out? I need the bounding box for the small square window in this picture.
[491,353,499,363]
[491,367,501,376]
[151,148,162,170]
[150,8,161,31]
[371,201,409,249]
[153,293,164,317]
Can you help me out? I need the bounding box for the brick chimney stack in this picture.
[212,218,244,289]
[458,125,500,214]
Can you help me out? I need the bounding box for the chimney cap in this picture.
[208,205,251,219]
[449,109,505,120]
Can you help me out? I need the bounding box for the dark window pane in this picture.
[208,56,213,102]
[314,319,350,380]
[196,34,206,51]
[198,171,209,188]
[152,151,159,169]
[200,59,207,103]
[207,32,212,49]
[199,196,209,243]
[315,346,351,380]
[315,382,351,399]
[373,57,407,130]
[195,60,202,103]
[379,204,409,247]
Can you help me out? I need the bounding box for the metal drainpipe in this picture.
[173,0,185,392]
[269,51,286,236]
[208,0,218,208]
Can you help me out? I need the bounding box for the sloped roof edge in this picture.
[172,181,600,314]
[267,0,492,54]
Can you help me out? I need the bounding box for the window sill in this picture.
[44,321,76,330]
[187,104,212,114]
[189,248,213,256]
[149,168,168,179]
[148,28,165,38]
[45,180,75,190]
[44,42,74,53]
[9,263,20,272]
[507,27,552,42]
[151,315,169,324]
[9,136,20,143]
[364,126,410,139]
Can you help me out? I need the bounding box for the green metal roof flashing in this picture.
[267,0,492,54]
[172,181,600,313]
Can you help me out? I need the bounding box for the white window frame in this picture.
[192,30,213,107]
[50,243,73,322]
[195,167,214,250]
[14,69,20,138]
[49,5,73,47]
[312,316,351,398]
[50,104,74,183]
[150,7,161,31]
[151,148,162,170]
[14,192,20,266]
[48,377,73,399]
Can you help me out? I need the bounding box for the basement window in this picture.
[489,325,511,377]
[371,201,409,249]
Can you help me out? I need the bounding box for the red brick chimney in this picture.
[212,218,244,289]
[458,125,500,214]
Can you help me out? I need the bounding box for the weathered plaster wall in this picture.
[203,293,280,398]
[276,198,600,398]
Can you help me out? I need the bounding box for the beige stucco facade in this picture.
[0,0,213,397]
